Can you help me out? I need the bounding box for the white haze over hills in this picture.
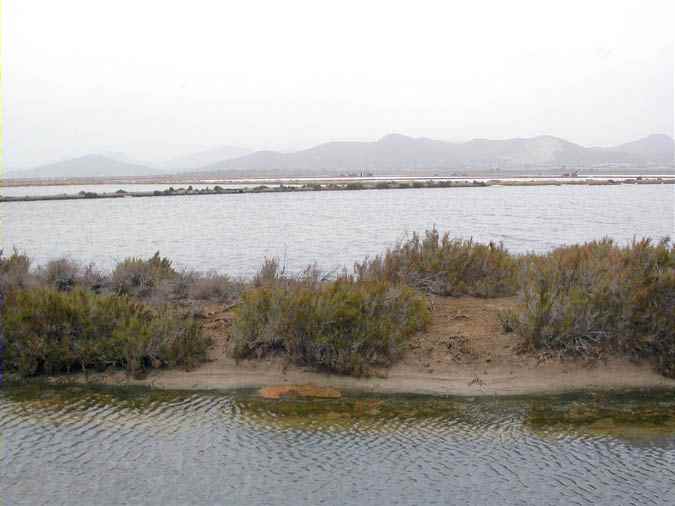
[3,1,673,173]
[5,145,252,178]
[158,146,253,172]
[6,155,164,179]
[5,133,673,179]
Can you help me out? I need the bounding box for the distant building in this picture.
[340,171,374,177]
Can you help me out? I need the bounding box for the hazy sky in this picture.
[3,0,674,168]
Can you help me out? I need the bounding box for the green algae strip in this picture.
[0,383,201,410]
[3,384,675,440]
[523,390,675,440]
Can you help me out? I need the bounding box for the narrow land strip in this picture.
[3,177,673,203]
[53,296,675,397]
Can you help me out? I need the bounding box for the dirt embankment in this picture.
[62,296,675,396]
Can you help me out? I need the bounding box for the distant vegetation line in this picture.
[2,177,673,203]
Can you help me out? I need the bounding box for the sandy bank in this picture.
[69,355,675,397]
[50,296,675,397]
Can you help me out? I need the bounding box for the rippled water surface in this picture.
[2,184,673,276]
[1,386,675,505]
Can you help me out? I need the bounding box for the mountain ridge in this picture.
[196,133,673,174]
[6,155,161,179]
[7,134,673,179]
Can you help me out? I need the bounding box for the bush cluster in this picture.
[344,183,365,190]
[509,239,674,374]
[231,267,430,375]
[1,250,244,306]
[0,250,34,294]
[111,252,177,297]
[4,230,674,379]
[2,287,210,378]
[0,251,241,380]
[354,229,518,297]
[188,272,243,303]
[40,258,107,292]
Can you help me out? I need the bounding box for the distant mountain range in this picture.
[6,155,161,179]
[607,134,675,161]
[6,134,673,180]
[198,133,674,175]
[5,145,252,179]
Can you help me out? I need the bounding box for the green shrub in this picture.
[512,239,675,369]
[111,252,177,298]
[253,257,284,287]
[231,273,430,376]
[344,183,365,190]
[375,181,393,189]
[0,249,35,295]
[354,229,518,297]
[2,287,210,377]
[32,258,107,293]
[188,272,243,303]
[40,258,80,291]
[1,251,244,307]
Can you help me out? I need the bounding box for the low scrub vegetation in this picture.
[0,250,35,294]
[4,231,674,379]
[354,229,518,297]
[1,250,243,305]
[188,272,243,303]
[508,239,675,375]
[2,287,210,378]
[343,182,366,190]
[0,251,238,379]
[111,252,177,298]
[39,258,107,292]
[231,264,430,375]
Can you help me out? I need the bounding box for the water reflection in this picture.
[2,184,673,277]
[1,385,674,505]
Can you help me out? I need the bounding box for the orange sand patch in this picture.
[259,384,343,399]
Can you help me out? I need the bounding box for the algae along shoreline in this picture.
[5,383,675,443]
[2,231,674,397]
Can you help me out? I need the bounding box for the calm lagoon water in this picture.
[2,184,675,505]
[2,183,673,277]
[1,386,674,506]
